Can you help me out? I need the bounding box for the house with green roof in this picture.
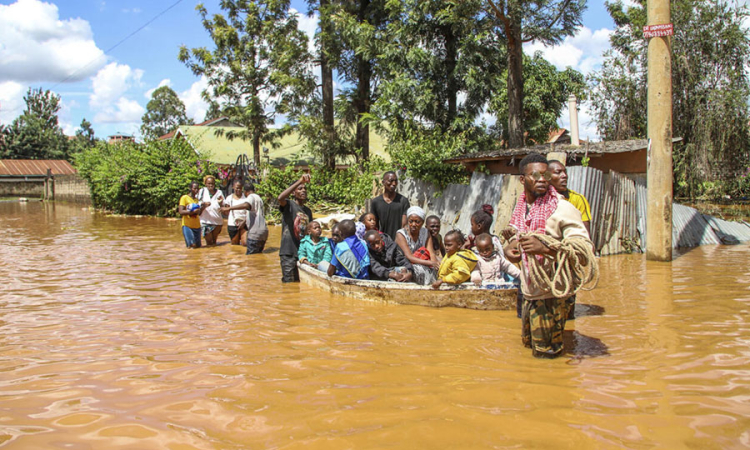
[160,118,390,167]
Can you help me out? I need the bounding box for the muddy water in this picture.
[1,202,750,449]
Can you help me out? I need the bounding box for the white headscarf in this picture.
[406,206,426,221]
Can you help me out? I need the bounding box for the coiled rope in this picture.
[522,233,599,299]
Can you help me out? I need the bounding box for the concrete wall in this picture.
[54,174,91,204]
[399,172,517,238]
[0,180,44,197]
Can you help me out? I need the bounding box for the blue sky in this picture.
[0,0,616,141]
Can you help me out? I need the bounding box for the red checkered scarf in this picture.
[509,186,559,271]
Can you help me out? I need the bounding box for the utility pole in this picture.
[645,0,673,261]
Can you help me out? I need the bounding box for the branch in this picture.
[545,0,574,32]
[486,0,511,31]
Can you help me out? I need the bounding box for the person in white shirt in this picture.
[197,175,225,246]
[222,180,250,245]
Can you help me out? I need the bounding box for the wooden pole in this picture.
[646,0,673,261]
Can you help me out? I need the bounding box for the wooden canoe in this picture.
[298,264,517,310]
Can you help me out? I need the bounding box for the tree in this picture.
[179,0,316,167]
[374,0,505,130]
[490,52,585,144]
[588,0,750,197]
[486,0,585,148]
[1,88,70,160]
[140,86,193,140]
[68,118,97,156]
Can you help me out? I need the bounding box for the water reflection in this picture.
[1,202,749,449]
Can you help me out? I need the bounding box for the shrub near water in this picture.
[74,139,215,216]
[254,157,388,217]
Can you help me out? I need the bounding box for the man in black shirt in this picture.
[370,171,410,240]
[364,230,413,282]
[278,174,313,282]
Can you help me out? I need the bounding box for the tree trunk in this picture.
[355,0,371,162]
[445,26,458,127]
[320,0,336,170]
[252,133,261,168]
[507,18,524,148]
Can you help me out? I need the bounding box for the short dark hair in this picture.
[547,159,565,169]
[338,219,356,238]
[426,215,440,224]
[359,212,376,223]
[244,182,255,192]
[471,209,493,230]
[475,233,493,246]
[382,171,397,180]
[444,229,466,245]
[190,181,200,189]
[519,153,548,175]
[364,230,380,242]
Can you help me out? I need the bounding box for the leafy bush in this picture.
[255,156,389,217]
[74,139,216,216]
[385,122,471,189]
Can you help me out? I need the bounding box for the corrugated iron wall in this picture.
[401,167,750,256]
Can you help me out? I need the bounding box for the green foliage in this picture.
[1,88,71,160]
[385,122,472,188]
[589,0,750,198]
[255,157,389,217]
[179,0,315,166]
[141,86,193,140]
[490,52,586,144]
[74,139,216,216]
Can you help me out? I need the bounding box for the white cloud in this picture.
[89,62,145,124]
[179,76,209,123]
[0,0,106,83]
[0,80,26,124]
[144,78,172,100]
[291,9,318,54]
[90,62,143,108]
[524,26,613,75]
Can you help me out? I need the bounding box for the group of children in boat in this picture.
[277,171,522,292]
[178,153,596,359]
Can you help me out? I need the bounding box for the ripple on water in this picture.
[1,202,750,449]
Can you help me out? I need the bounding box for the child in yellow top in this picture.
[432,230,478,289]
[178,181,207,248]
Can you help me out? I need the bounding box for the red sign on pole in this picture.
[643,23,673,38]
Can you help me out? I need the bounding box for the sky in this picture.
[0,0,617,141]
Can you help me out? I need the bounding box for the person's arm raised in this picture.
[278,174,310,207]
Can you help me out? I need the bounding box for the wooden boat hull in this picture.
[298,264,517,310]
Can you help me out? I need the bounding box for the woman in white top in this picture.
[222,180,250,245]
[197,175,225,246]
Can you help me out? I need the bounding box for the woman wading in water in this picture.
[395,206,439,285]
[177,181,207,248]
[222,180,250,245]
[197,175,224,246]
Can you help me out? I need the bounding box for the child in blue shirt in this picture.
[327,219,370,279]
[298,221,332,271]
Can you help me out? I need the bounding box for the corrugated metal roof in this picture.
[0,160,76,176]
[672,204,722,247]
[703,215,750,245]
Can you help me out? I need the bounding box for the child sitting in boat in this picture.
[432,230,478,289]
[364,230,413,282]
[298,221,332,271]
[359,212,381,233]
[470,233,520,286]
[464,205,503,252]
[327,219,370,279]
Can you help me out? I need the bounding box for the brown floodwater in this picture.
[1,201,750,449]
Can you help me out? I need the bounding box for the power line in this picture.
[51,0,186,89]
[1,0,186,117]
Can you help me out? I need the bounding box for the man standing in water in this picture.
[505,153,593,358]
[370,171,410,241]
[547,159,593,319]
[278,174,313,282]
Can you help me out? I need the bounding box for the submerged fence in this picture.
[402,168,750,257]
